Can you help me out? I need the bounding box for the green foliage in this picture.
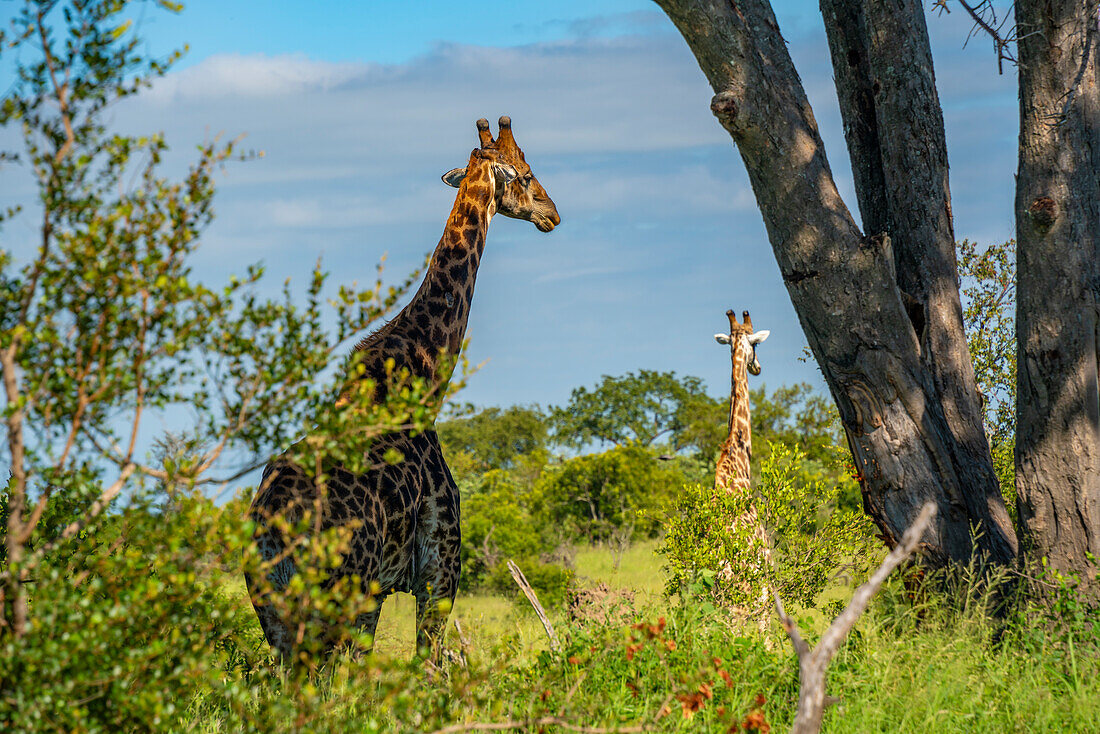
[660,444,875,610]
[957,239,1017,519]
[1,0,448,709]
[534,443,697,541]
[674,382,858,504]
[437,404,548,477]
[0,493,259,732]
[750,383,845,466]
[459,470,545,587]
[549,370,709,450]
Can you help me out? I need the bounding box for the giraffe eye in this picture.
[522,174,533,188]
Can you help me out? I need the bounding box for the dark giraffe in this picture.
[246,117,559,663]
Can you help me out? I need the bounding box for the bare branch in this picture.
[773,591,810,659]
[507,559,561,653]
[817,503,936,656]
[953,0,1017,73]
[36,9,75,163]
[777,502,937,734]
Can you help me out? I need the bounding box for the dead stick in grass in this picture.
[507,558,561,653]
[776,502,937,734]
[453,618,470,668]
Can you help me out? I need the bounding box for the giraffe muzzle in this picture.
[534,211,559,232]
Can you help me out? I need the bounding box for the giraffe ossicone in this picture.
[246,117,559,665]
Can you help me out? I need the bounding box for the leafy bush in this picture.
[660,443,875,610]
[437,405,549,477]
[958,238,1017,521]
[460,470,550,589]
[534,444,695,542]
[0,493,259,732]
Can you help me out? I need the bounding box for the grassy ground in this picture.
[370,539,666,659]
[86,538,1100,732]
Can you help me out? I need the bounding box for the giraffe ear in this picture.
[749,330,770,345]
[442,168,467,188]
[715,333,732,345]
[491,162,517,185]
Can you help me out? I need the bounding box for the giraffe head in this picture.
[715,309,769,376]
[441,116,560,232]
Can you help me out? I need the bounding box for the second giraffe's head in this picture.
[715,309,770,375]
[441,116,560,232]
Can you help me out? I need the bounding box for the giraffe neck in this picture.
[715,345,752,493]
[353,166,496,389]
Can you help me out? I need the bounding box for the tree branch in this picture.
[953,0,1017,73]
[776,502,936,734]
[36,8,75,164]
[507,559,561,653]
[57,463,136,542]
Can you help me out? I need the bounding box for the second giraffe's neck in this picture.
[716,348,752,492]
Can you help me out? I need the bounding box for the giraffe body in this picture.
[246,118,559,662]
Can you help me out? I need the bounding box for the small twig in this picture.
[452,617,470,669]
[507,559,561,653]
[955,0,1017,73]
[776,502,937,734]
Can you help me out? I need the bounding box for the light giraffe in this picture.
[246,117,559,663]
[714,309,772,619]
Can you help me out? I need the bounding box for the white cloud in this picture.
[1,21,1021,407]
[146,53,369,99]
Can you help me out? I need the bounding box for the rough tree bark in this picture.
[653,0,1018,565]
[1015,0,1100,583]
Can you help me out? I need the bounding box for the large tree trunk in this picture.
[1015,0,1100,584]
[653,0,1017,564]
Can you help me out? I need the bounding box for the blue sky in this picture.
[1,1,1017,412]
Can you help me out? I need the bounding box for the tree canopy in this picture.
[549,370,709,450]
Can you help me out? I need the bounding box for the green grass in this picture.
[372,591,549,659]
[301,541,1100,733]
[373,539,668,661]
[19,536,1099,733]
[574,538,665,596]
[818,603,1100,732]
